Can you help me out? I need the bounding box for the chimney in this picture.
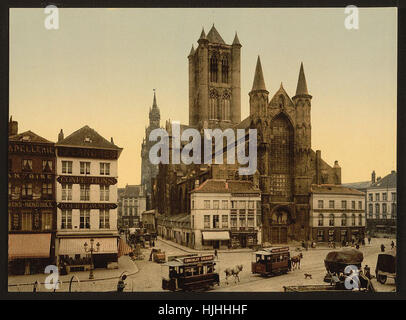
[371,170,376,183]
[111,137,114,144]
[58,129,64,142]
[8,116,18,136]
[391,170,396,174]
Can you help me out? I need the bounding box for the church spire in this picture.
[152,89,158,109]
[232,32,241,46]
[295,62,309,96]
[149,89,160,127]
[251,56,267,92]
[198,27,207,43]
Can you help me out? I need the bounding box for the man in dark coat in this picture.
[380,244,385,252]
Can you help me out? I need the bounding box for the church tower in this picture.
[188,25,241,128]
[141,90,161,209]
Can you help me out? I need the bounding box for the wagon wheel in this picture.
[377,274,387,284]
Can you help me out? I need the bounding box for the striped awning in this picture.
[9,233,51,260]
[58,237,118,255]
[202,231,230,241]
[118,238,133,257]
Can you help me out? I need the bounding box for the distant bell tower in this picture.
[188,25,241,128]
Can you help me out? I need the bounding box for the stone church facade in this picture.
[150,25,341,243]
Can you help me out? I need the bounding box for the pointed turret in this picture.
[152,89,158,109]
[188,44,195,57]
[295,62,309,96]
[251,56,267,92]
[198,27,207,44]
[232,32,241,46]
[207,24,225,44]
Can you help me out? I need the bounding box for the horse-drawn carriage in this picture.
[161,255,219,291]
[251,247,291,276]
[375,249,396,285]
[323,248,374,292]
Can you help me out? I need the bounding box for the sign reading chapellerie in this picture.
[57,176,117,185]
[8,143,55,155]
[57,146,118,160]
[57,203,117,210]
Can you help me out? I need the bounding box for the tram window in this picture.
[185,268,192,276]
[208,265,214,273]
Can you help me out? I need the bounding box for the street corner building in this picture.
[309,184,366,244]
[54,125,123,271]
[8,118,57,275]
[149,25,345,245]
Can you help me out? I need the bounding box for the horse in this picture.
[224,265,243,284]
[290,253,303,270]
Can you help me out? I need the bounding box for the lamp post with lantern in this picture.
[84,238,100,280]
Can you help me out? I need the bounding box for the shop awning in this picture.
[58,237,118,255]
[202,231,230,241]
[118,238,133,257]
[9,233,51,260]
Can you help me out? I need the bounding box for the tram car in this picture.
[251,246,290,276]
[162,255,219,291]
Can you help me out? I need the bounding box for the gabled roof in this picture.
[342,181,372,190]
[9,130,53,144]
[270,83,294,107]
[369,171,397,189]
[310,184,365,196]
[121,185,145,198]
[56,125,121,150]
[207,25,226,44]
[191,179,260,194]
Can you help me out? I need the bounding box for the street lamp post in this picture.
[84,238,100,280]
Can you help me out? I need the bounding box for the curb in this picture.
[8,256,140,288]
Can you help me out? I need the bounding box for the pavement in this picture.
[8,237,396,293]
[8,255,139,292]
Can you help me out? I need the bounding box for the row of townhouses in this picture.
[8,117,123,275]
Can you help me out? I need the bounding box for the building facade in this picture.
[141,91,161,209]
[309,185,366,243]
[365,171,397,235]
[8,118,57,275]
[152,25,342,244]
[54,125,122,270]
[343,170,397,236]
[117,184,147,229]
[191,179,262,249]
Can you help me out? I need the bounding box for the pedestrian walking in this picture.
[117,275,127,292]
[214,249,218,259]
[380,244,385,252]
[391,241,395,250]
[368,237,371,245]
[152,240,155,247]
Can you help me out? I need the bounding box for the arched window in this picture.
[341,214,347,226]
[329,214,335,226]
[221,56,229,83]
[210,55,218,82]
[222,91,231,121]
[351,214,356,226]
[318,214,324,226]
[209,90,218,120]
[269,114,294,199]
[358,214,363,226]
